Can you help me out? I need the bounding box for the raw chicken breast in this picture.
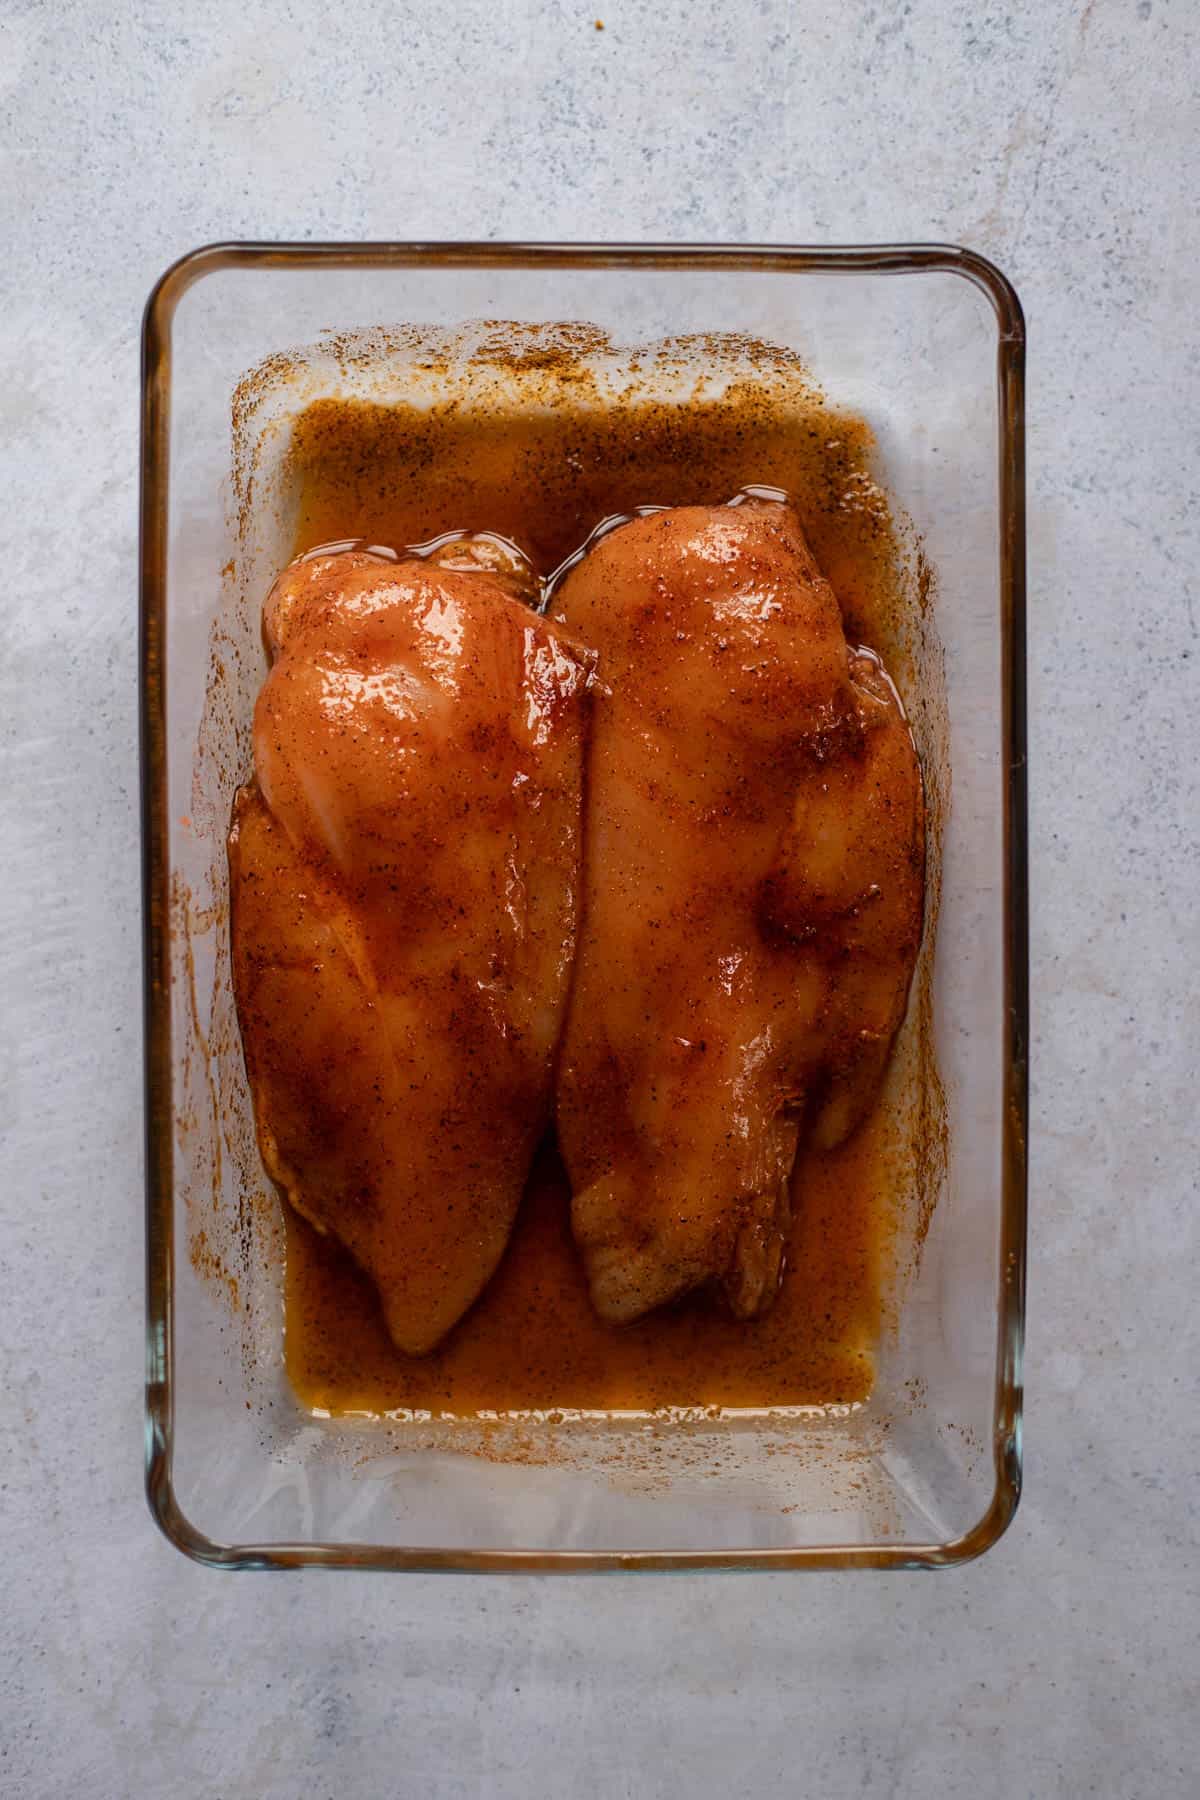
[230,545,592,1354]
[553,501,923,1324]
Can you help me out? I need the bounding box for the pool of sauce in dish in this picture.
[277,381,925,1416]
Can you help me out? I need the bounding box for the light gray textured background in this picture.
[2,1,1197,1795]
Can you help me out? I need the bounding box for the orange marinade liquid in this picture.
[277,382,920,1415]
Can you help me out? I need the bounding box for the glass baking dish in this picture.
[141,242,1026,1571]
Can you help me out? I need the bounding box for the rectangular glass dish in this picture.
[141,242,1026,1570]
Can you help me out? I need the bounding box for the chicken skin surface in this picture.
[230,545,592,1354]
[553,501,924,1325]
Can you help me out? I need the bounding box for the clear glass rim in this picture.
[141,240,1027,1572]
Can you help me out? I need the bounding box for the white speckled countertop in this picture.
[2,2,1197,1794]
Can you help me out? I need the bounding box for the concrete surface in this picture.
[1,1,1197,1795]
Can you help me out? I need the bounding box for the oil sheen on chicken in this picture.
[553,500,924,1325]
[230,544,592,1354]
